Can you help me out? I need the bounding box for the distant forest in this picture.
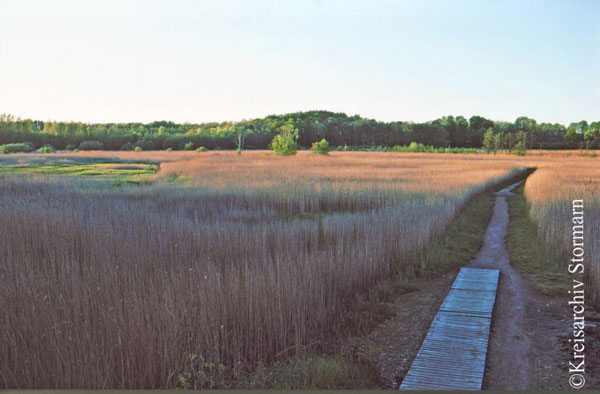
[0,111,597,151]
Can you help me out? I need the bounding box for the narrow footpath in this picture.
[349,178,583,389]
[466,181,531,389]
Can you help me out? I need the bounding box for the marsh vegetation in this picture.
[0,151,526,388]
[0,150,598,388]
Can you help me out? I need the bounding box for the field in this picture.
[0,150,597,389]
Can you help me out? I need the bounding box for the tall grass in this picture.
[524,161,600,305]
[0,152,525,388]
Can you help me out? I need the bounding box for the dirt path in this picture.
[477,183,600,390]
[465,181,532,389]
[349,179,594,389]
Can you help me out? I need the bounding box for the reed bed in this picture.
[0,152,525,388]
[524,159,600,304]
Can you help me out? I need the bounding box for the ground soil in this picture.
[348,181,600,390]
[467,181,534,389]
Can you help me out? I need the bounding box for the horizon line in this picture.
[0,109,590,127]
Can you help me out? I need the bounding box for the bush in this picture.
[271,134,297,156]
[36,144,55,154]
[79,141,104,151]
[65,144,75,151]
[311,139,330,155]
[0,143,34,154]
[134,146,143,152]
[196,146,208,152]
[184,141,194,150]
[271,123,299,156]
[121,142,135,151]
[384,143,477,154]
[511,141,526,156]
[166,148,173,152]
[408,142,427,152]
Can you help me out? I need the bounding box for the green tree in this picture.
[515,116,537,133]
[270,121,299,156]
[567,120,588,136]
[469,116,494,132]
[564,128,580,148]
[482,128,495,153]
[493,132,504,152]
[454,115,469,146]
[515,116,537,149]
[584,121,600,150]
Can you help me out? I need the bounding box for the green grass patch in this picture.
[506,183,570,296]
[402,171,534,279]
[166,173,191,183]
[248,355,379,389]
[412,190,496,277]
[418,169,536,277]
[0,162,158,183]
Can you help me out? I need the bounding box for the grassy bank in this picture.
[506,182,570,295]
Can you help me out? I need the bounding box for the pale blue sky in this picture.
[0,0,598,124]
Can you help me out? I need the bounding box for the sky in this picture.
[0,0,599,125]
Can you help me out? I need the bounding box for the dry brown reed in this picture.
[0,151,525,388]
[524,158,600,304]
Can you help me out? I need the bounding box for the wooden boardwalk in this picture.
[400,268,500,390]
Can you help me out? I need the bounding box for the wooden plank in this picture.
[399,267,499,390]
[439,288,497,317]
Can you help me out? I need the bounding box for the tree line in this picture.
[0,111,597,151]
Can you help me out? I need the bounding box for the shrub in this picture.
[384,143,477,154]
[65,144,75,151]
[121,142,135,151]
[166,148,173,152]
[196,146,208,152]
[36,144,55,154]
[511,141,526,156]
[134,146,143,152]
[311,139,330,155]
[0,143,34,154]
[408,142,427,152]
[270,123,299,156]
[184,141,194,151]
[79,141,104,151]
